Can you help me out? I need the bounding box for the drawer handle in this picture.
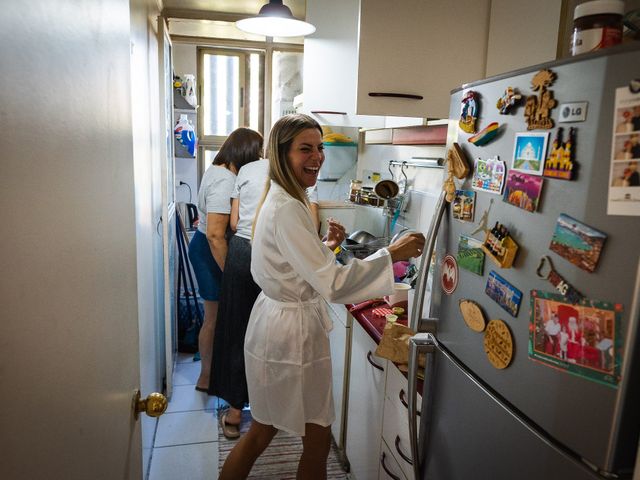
[399,389,421,416]
[395,435,413,465]
[310,110,347,115]
[367,351,385,371]
[368,92,424,100]
[380,452,402,480]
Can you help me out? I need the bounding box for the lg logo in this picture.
[559,102,588,123]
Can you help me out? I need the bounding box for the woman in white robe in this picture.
[220,114,425,480]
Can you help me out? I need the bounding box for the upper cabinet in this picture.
[356,0,491,119]
[302,0,385,128]
[304,0,565,121]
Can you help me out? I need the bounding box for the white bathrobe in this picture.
[245,181,395,436]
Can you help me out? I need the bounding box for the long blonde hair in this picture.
[252,114,323,237]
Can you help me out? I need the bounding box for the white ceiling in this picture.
[162,0,307,19]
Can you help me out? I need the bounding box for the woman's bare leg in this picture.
[219,419,278,479]
[196,299,217,389]
[297,423,331,480]
[226,406,243,425]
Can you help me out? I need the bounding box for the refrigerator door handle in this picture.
[408,332,437,480]
[410,190,447,332]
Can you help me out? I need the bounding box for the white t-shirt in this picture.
[196,165,236,235]
[233,159,270,239]
[232,159,319,239]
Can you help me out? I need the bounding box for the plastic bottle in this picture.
[174,114,197,157]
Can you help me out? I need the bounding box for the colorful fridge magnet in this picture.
[472,156,506,195]
[443,143,471,202]
[512,131,549,175]
[528,289,622,387]
[452,190,476,222]
[484,319,514,369]
[459,299,487,332]
[441,254,459,295]
[503,171,544,213]
[485,270,522,317]
[481,223,519,269]
[524,69,557,130]
[470,198,494,236]
[496,87,522,114]
[549,214,607,273]
[536,256,583,304]
[543,127,576,180]
[468,122,501,146]
[459,90,479,134]
[457,235,485,276]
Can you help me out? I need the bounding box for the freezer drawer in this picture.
[419,344,605,480]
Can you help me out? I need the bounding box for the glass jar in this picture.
[349,180,363,203]
[571,0,624,56]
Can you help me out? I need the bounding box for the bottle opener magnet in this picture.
[536,256,583,304]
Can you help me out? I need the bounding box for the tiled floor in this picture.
[148,353,223,480]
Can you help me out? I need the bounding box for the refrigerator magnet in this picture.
[472,156,506,195]
[456,234,485,276]
[468,122,501,146]
[459,299,487,332]
[503,171,544,213]
[549,214,607,273]
[441,254,459,295]
[543,127,577,180]
[524,69,557,130]
[496,87,522,114]
[459,90,479,134]
[536,256,583,304]
[483,319,514,369]
[512,131,549,176]
[485,271,522,317]
[452,190,476,222]
[528,290,622,387]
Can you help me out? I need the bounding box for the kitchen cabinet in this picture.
[379,439,408,480]
[326,301,351,452]
[356,0,491,118]
[302,0,385,128]
[345,317,387,479]
[381,363,422,480]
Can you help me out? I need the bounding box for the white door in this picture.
[0,2,164,478]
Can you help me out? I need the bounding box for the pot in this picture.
[348,230,377,244]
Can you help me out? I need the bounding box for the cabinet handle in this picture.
[399,389,421,416]
[368,92,423,100]
[380,452,402,480]
[310,110,347,115]
[366,351,384,371]
[395,435,413,465]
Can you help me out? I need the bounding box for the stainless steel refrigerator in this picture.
[407,45,640,480]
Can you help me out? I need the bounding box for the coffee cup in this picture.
[384,282,411,308]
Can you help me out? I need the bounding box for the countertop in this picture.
[347,300,409,343]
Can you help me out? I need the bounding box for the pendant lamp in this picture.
[236,0,316,37]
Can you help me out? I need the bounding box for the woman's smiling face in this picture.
[287,128,324,188]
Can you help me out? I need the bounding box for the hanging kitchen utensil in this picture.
[374,179,400,199]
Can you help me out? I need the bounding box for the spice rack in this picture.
[481,231,519,268]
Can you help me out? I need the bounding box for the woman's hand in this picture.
[323,217,346,251]
[388,232,426,263]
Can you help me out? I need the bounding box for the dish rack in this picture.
[342,236,390,259]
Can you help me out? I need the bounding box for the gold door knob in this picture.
[133,389,168,419]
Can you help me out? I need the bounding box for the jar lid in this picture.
[574,0,624,20]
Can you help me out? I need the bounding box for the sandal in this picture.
[219,412,241,440]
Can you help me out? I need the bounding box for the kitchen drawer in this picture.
[382,364,421,480]
[385,362,422,415]
[379,438,408,480]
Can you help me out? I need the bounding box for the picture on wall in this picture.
[512,132,549,175]
[549,214,607,273]
[528,290,622,387]
[503,170,544,212]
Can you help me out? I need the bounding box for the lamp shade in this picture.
[236,0,316,37]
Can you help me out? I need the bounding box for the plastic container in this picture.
[571,0,624,56]
[174,114,197,157]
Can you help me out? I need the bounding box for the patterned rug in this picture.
[217,409,349,479]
